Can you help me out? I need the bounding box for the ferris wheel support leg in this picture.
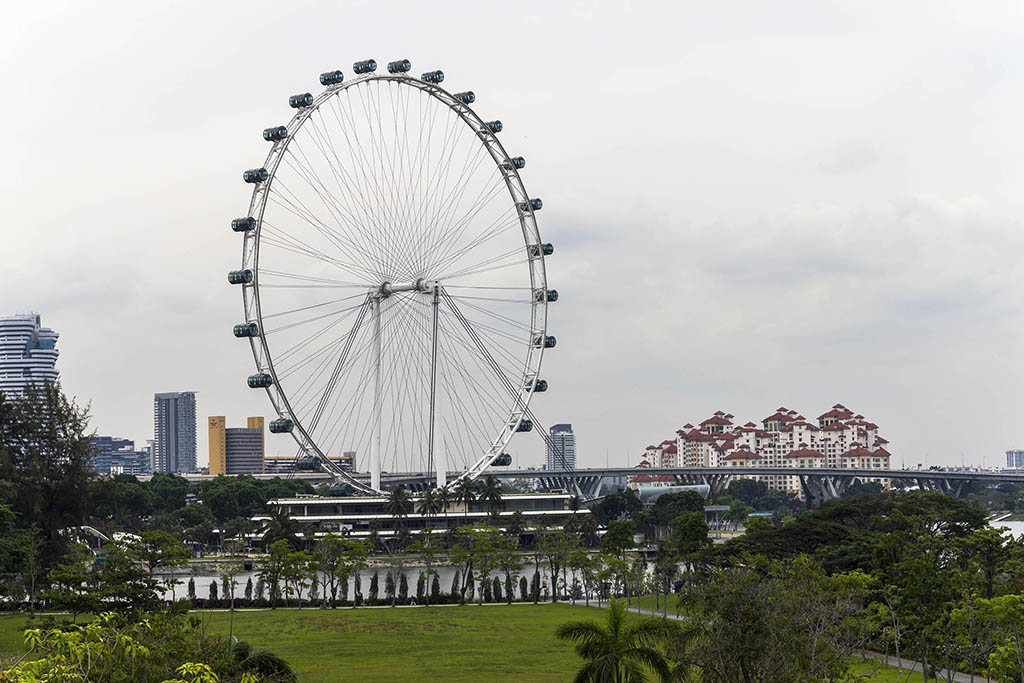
[429,285,440,488]
[371,295,382,492]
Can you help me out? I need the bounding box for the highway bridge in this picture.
[146,466,1024,504]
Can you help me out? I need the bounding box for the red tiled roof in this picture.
[873,447,891,457]
[824,422,847,431]
[840,446,874,457]
[700,415,732,426]
[662,444,677,453]
[783,447,824,458]
[724,449,763,461]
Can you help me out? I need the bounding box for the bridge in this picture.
[148,466,1024,504]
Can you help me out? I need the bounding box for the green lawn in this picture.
[0,605,921,681]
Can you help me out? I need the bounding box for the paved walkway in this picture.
[565,601,992,682]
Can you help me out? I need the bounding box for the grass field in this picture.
[0,604,920,681]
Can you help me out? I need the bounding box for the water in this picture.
[991,519,1024,539]
[158,562,553,602]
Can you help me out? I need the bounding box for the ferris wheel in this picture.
[229,59,557,494]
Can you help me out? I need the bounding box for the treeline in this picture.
[0,384,311,598]
[674,492,1024,681]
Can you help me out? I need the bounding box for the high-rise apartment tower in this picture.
[0,314,59,396]
[547,423,577,470]
[153,392,197,473]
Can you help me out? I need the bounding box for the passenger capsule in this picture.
[528,242,554,257]
[532,335,557,349]
[528,379,548,392]
[454,91,475,104]
[228,269,253,285]
[501,156,525,171]
[516,419,533,433]
[388,59,411,73]
[289,92,314,108]
[269,418,294,434]
[518,198,543,212]
[243,168,268,184]
[263,126,288,142]
[296,455,319,470]
[493,453,512,466]
[421,70,444,84]
[535,289,558,303]
[485,120,502,133]
[233,322,259,338]
[319,70,344,86]
[353,59,377,74]
[231,216,257,232]
[247,373,274,388]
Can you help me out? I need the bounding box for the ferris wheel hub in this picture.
[376,279,439,298]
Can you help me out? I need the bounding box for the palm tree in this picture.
[416,488,441,518]
[453,477,476,520]
[262,507,301,550]
[477,475,504,515]
[555,598,677,682]
[436,486,452,516]
[385,487,412,521]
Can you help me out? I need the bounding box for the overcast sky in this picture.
[3,1,1024,470]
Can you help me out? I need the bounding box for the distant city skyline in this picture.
[4,4,1024,469]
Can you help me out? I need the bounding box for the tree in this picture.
[410,529,440,607]
[128,529,190,599]
[261,507,301,550]
[416,488,442,518]
[539,527,577,602]
[453,478,476,520]
[369,571,379,602]
[670,512,710,561]
[496,534,522,605]
[398,573,409,603]
[649,490,705,527]
[385,487,411,526]
[601,520,637,561]
[569,548,595,607]
[477,475,504,514]
[314,534,345,608]
[555,598,676,682]
[41,544,100,622]
[683,558,867,682]
[0,384,95,570]
[5,610,295,683]
[258,538,291,608]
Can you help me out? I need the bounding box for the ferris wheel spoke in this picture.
[406,108,474,274]
[262,298,368,336]
[263,190,383,282]
[435,316,513,468]
[260,269,370,287]
[267,299,369,359]
[278,150,385,273]
[328,93,398,275]
[412,124,493,256]
[280,132,388,274]
[298,114,390,277]
[260,292,367,321]
[420,177,512,274]
[426,209,522,279]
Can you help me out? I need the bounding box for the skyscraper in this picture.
[547,423,576,470]
[208,416,265,475]
[0,314,59,396]
[153,392,197,473]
